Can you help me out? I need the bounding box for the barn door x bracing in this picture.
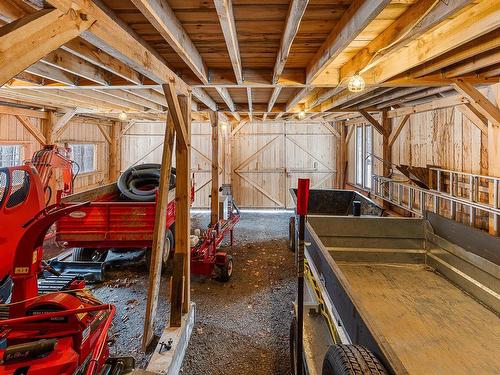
[232,122,337,208]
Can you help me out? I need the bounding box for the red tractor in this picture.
[0,145,75,303]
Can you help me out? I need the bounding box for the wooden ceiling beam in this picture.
[131,0,208,84]
[272,0,309,84]
[191,87,217,111]
[47,0,189,95]
[42,48,111,85]
[247,87,253,116]
[361,0,500,85]
[97,89,163,112]
[306,0,391,84]
[0,103,48,118]
[24,62,78,85]
[387,95,469,118]
[444,49,500,78]
[62,38,143,85]
[376,86,450,109]
[213,0,243,85]
[286,87,313,112]
[215,87,236,112]
[267,87,282,113]
[341,0,439,81]
[0,8,94,86]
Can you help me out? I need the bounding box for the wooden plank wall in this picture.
[0,110,110,192]
[345,84,500,231]
[122,120,338,208]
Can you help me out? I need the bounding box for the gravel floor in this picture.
[75,211,295,373]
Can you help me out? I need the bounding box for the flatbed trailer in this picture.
[295,208,500,374]
[55,183,239,280]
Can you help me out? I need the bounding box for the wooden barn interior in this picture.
[0,0,499,374]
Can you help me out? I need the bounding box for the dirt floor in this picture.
[60,211,295,374]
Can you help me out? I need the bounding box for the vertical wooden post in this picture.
[337,121,346,189]
[141,112,175,351]
[43,110,57,204]
[177,93,191,315]
[224,122,232,185]
[382,111,391,210]
[44,110,55,145]
[109,121,121,182]
[209,111,219,227]
[488,112,499,236]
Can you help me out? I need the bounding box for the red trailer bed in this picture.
[56,183,239,280]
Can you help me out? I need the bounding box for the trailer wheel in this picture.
[73,248,108,262]
[322,345,387,375]
[288,216,296,252]
[216,255,233,282]
[145,229,173,274]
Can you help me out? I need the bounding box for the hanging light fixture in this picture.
[348,73,365,93]
[118,111,128,121]
[298,110,306,119]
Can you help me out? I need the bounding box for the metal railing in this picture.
[371,173,500,234]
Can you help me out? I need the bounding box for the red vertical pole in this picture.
[295,178,309,375]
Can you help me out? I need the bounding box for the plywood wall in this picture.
[0,109,111,192]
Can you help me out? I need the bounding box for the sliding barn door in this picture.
[232,121,337,208]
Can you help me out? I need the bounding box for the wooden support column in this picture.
[209,111,219,227]
[487,88,500,236]
[381,111,391,210]
[43,110,57,205]
[142,111,175,350]
[337,121,346,189]
[44,110,56,145]
[224,123,232,185]
[109,121,121,182]
[164,78,192,327]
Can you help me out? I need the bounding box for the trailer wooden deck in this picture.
[337,261,500,375]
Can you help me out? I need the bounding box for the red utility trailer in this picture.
[56,183,239,281]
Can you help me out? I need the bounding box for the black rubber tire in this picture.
[290,317,297,375]
[73,248,108,262]
[145,229,173,274]
[322,345,387,375]
[216,255,233,282]
[289,216,296,252]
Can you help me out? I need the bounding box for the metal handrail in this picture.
[372,175,500,217]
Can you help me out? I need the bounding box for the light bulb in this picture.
[348,74,365,93]
[118,111,128,121]
[298,110,306,119]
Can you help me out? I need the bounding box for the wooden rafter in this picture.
[306,0,391,84]
[63,38,143,85]
[286,87,313,112]
[0,8,95,86]
[131,0,208,84]
[47,0,189,95]
[340,0,440,81]
[213,0,243,85]
[361,0,500,85]
[42,48,111,85]
[273,0,309,84]
[247,87,253,117]
[215,87,236,112]
[268,87,282,113]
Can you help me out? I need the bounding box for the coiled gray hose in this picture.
[117,163,176,201]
